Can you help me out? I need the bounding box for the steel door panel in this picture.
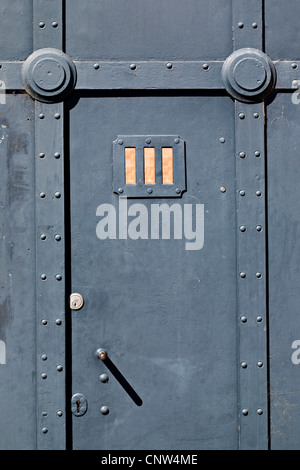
[1,0,300,450]
[267,92,300,449]
[69,95,238,449]
[66,0,233,61]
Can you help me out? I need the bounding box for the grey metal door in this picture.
[1,0,300,450]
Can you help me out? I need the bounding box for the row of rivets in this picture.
[241,361,264,368]
[37,103,65,441]
[41,319,62,326]
[40,234,61,241]
[236,98,266,432]
[97,350,110,415]
[239,272,262,279]
[238,112,260,120]
[39,113,61,120]
[92,62,211,71]
[39,192,61,198]
[240,315,263,323]
[239,151,261,158]
[242,409,263,416]
[39,152,61,159]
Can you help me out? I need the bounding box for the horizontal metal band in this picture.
[0,61,23,90]
[73,60,225,90]
[1,60,300,92]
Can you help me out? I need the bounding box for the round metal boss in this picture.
[222,48,276,102]
[22,48,77,102]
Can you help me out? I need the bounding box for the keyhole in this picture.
[76,400,80,413]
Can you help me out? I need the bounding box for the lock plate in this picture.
[70,293,84,310]
[71,393,88,417]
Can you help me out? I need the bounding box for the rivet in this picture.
[238,112,245,119]
[57,410,63,417]
[40,274,47,280]
[257,409,263,415]
[54,191,61,198]
[202,63,209,70]
[256,225,262,232]
[257,361,264,368]
[256,272,262,279]
[55,274,62,281]
[54,113,61,120]
[42,411,47,416]
[240,272,246,278]
[55,319,62,325]
[40,234,47,240]
[220,186,226,193]
[93,63,100,70]
[54,152,61,159]
[118,188,124,194]
[292,79,299,88]
[239,225,246,232]
[130,63,136,70]
[242,409,248,416]
[257,316,263,322]
[238,22,244,28]
[99,374,109,383]
[174,138,180,144]
[147,188,153,194]
[252,22,258,28]
[241,362,247,368]
[52,21,58,28]
[239,151,246,158]
[39,21,45,29]
[100,406,110,415]
[40,192,46,198]
[55,234,61,241]
[291,63,298,70]
[56,364,63,372]
[145,138,151,144]
[97,349,108,361]
[253,112,259,119]
[166,62,173,69]
[239,189,245,196]
[39,113,45,119]
[256,190,262,197]
[39,152,45,159]
[41,354,47,361]
[219,137,225,143]
[118,139,123,145]
[41,319,48,325]
[254,150,261,157]
[175,188,181,194]
[42,427,48,434]
[240,316,247,323]
[41,373,47,379]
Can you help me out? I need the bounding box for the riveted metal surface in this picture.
[1,0,300,451]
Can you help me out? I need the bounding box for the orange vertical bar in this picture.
[144,148,156,184]
[125,148,136,184]
[162,148,173,184]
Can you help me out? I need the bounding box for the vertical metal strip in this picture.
[235,102,268,449]
[33,0,63,50]
[232,0,269,449]
[34,0,66,450]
